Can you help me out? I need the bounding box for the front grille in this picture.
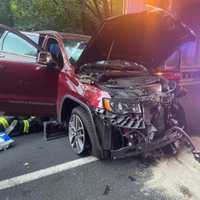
[109,114,145,129]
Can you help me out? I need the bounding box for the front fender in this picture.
[59,95,104,158]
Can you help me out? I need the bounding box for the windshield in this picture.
[64,39,88,63]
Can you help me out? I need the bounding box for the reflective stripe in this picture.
[23,120,30,134]
[26,121,30,133]
[23,120,27,133]
[0,117,9,129]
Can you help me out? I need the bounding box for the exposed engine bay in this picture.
[78,61,200,161]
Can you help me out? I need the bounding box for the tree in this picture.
[80,0,123,34]
[10,0,82,32]
[0,0,14,26]
[4,0,123,34]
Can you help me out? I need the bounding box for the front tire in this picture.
[68,107,91,156]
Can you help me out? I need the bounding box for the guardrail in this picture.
[179,66,200,86]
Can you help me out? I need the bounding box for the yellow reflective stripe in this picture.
[26,120,29,133]
[0,119,5,128]
[23,120,30,134]
[26,120,30,133]
[23,120,27,133]
[3,118,9,128]
[1,117,9,128]
[0,117,9,129]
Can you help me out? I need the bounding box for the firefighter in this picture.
[0,116,43,136]
[0,116,13,132]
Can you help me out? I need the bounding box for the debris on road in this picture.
[103,184,111,196]
[128,175,136,182]
[142,139,200,200]
[24,162,30,169]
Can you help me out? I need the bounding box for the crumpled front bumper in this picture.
[110,126,200,162]
[94,108,200,162]
[111,127,183,159]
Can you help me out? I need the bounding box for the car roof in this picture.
[21,31,39,37]
[35,30,91,41]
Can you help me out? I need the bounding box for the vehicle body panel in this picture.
[0,25,60,116]
[0,9,198,159]
[0,9,195,116]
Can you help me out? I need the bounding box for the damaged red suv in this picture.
[0,8,196,159]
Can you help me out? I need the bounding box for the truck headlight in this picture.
[103,98,142,114]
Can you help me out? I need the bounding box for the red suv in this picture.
[0,8,195,159]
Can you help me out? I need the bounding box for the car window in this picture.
[46,38,64,67]
[64,40,87,63]
[24,32,45,49]
[23,32,40,44]
[2,32,38,57]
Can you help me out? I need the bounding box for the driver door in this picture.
[0,25,59,117]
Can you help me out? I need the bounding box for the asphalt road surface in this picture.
[0,133,199,200]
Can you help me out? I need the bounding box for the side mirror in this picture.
[37,51,57,68]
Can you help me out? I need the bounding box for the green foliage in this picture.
[11,0,82,32]
[0,0,14,26]
[1,0,123,34]
[80,0,123,34]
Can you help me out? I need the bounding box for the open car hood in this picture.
[77,7,195,68]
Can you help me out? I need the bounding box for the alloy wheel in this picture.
[68,113,86,154]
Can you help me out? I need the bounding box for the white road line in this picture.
[0,156,98,191]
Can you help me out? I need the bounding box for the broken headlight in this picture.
[103,98,142,114]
